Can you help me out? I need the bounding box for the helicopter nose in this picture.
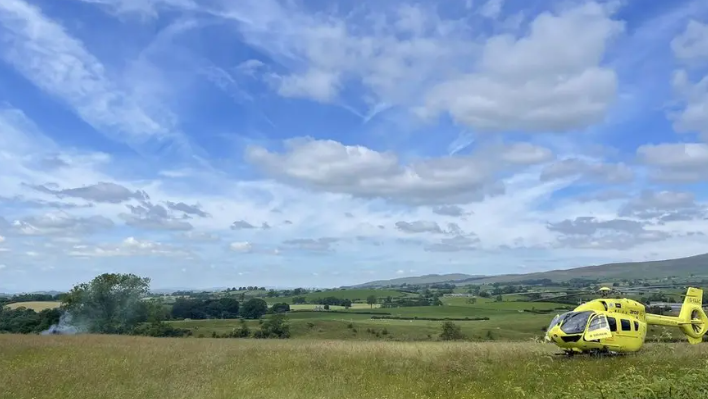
[546,326,562,343]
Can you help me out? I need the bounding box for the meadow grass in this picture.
[1,334,707,399]
[4,301,62,311]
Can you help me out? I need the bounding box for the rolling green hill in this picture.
[345,273,483,288]
[353,252,708,287]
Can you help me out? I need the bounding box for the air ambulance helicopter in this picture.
[542,286,707,356]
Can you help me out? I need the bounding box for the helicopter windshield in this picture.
[547,312,569,332]
[559,311,594,334]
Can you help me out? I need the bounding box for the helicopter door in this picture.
[584,314,612,341]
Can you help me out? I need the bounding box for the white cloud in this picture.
[419,2,622,133]
[669,20,708,141]
[636,143,708,182]
[540,158,634,184]
[229,242,253,253]
[480,0,504,19]
[73,0,198,20]
[0,0,190,154]
[245,137,552,205]
[68,237,192,258]
[671,20,708,66]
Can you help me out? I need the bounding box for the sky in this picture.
[1,0,707,293]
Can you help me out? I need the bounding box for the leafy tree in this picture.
[0,307,61,334]
[170,297,239,320]
[271,303,290,313]
[61,273,151,334]
[292,296,307,304]
[439,321,465,341]
[240,298,268,319]
[366,295,377,308]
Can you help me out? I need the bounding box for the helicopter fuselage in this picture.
[544,287,706,354]
[545,297,648,353]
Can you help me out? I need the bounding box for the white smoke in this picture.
[40,312,83,335]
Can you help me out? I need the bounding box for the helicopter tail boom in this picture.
[646,287,707,344]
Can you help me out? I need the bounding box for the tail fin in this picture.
[678,287,707,344]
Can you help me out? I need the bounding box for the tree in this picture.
[439,321,464,341]
[366,295,377,308]
[271,303,290,313]
[240,298,268,319]
[61,273,152,334]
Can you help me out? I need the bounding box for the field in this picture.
[289,303,381,310]
[260,288,411,305]
[1,334,707,399]
[4,301,61,311]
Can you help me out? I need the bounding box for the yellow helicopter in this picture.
[543,286,707,355]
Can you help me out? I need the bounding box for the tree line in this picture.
[1,273,292,339]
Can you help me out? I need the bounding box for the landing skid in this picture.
[554,349,623,358]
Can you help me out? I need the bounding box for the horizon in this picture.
[1,0,708,292]
[2,250,706,295]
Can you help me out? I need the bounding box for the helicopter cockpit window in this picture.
[560,311,594,334]
[587,314,609,332]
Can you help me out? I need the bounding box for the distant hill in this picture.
[350,252,708,287]
[471,252,708,284]
[0,290,64,296]
[344,273,483,288]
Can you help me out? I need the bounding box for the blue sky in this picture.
[1,0,708,293]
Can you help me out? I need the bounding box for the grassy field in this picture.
[261,289,411,305]
[169,308,556,341]
[1,334,707,399]
[289,303,381,310]
[4,301,61,311]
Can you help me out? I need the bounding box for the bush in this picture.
[232,319,251,338]
[132,322,192,337]
[255,314,290,339]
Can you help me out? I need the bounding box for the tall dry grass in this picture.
[1,334,707,399]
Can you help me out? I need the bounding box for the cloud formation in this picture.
[0,0,707,291]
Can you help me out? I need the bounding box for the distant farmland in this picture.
[4,301,61,311]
